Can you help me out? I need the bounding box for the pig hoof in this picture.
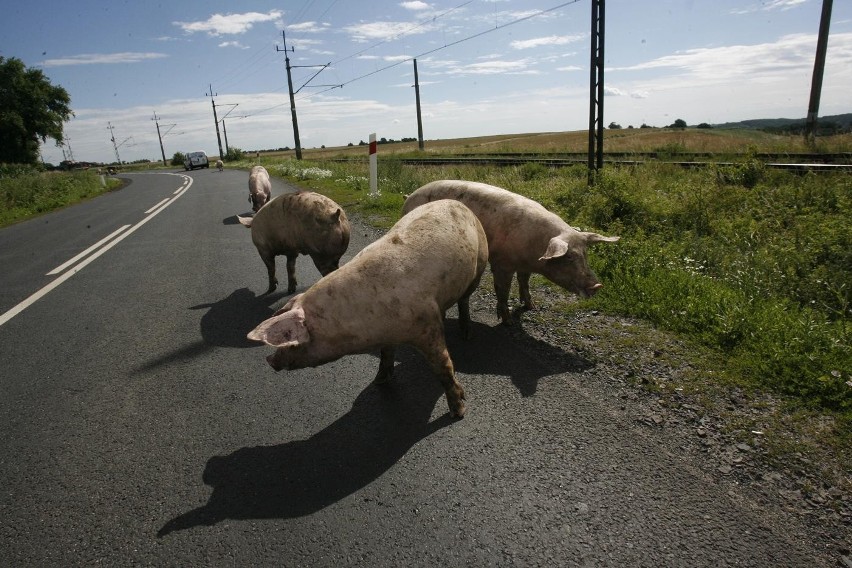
[262,284,277,296]
[449,400,466,419]
[373,368,394,384]
[287,284,297,294]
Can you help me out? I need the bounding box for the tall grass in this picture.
[0,165,118,226]
[264,156,850,417]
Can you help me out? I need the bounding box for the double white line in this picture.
[0,174,193,327]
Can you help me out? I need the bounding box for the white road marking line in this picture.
[0,174,193,328]
[145,198,170,214]
[46,224,132,276]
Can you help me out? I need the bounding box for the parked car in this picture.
[183,151,209,170]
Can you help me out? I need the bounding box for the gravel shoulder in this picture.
[470,276,852,563]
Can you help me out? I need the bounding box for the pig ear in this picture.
[539,237,570,261]
[247,306,311,347]
[237,215,253,228]
[331,208,342,222]
[583,232,620,244]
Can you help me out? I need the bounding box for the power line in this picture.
[329,0,474,68]
[227,1,583,121]
[296,0,583,103]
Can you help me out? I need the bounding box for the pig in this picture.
[216,159,224,172]
[237,192,350,295]
[248,165,272,212]
[247,199,489,418]
[402,180,619,325]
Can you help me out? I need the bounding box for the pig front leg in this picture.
[431,345,466,418]
[261,253,278,295]
[491,267,515,325]
[373,346,396,384]
[285,254,298,294]
[517,272,537,311]
[417,325,466,418]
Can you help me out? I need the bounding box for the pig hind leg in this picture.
[285,254,298,294]
[491,266,515,325]
[373,346,396,384]
[457,271,484,339]
[517,272,537,311]
[261,252,278,295]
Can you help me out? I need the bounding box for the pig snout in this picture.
[586,282,604,297]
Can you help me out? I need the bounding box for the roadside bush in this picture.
[224,147,245,162]
[171,152,185,167]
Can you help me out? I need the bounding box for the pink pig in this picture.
[403,180,619,324]
[248,199,489,418]
[238,192,350,295]
[248,165,272,212]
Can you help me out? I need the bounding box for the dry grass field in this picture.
[252,127,852,161]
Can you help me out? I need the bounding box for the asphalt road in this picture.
[0,168,836,566]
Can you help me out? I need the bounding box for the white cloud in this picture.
[400,1,431,10]
[218,41,249,49]
[344,21,435,42]
[445,59,537,76]
[730,0,807,15]
[610,33,852,90]
[510,34,584,50]
[174,10,284,36]
[41,52,168,67]
[288,21,330,33]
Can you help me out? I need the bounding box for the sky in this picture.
[2,0,851,165]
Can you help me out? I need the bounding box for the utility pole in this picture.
[215,103,239,157]
[107,122,121,164]
[277,31,302,160]
[804,0,833,145]
[276,29,333,160]
[587,0,605,184]
[413,59,425,151]
[206,84,224,159]
[152,112,168,166]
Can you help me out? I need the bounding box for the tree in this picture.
[608,122,622,129]
[670,118,687,129]
[0,57,73,164]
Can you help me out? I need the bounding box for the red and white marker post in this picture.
[369,132,378,196]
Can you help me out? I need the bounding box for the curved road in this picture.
[0,168,838,566]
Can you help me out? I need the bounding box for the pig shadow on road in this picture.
[446,318,593,397]
[222,212,253,226]
[158,352,453,536]
[190,287,288,349]
[134,288,287,374]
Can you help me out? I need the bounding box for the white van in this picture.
[183,151,209,171]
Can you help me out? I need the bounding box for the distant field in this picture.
[248,127,852,162]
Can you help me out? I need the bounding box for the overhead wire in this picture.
[228,0,583,123]
[296,0,584,103]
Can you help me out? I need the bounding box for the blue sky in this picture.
[2,0,850,165]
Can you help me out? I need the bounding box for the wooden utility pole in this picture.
[278,30,303,160]
[206,85,224,159]
[804,0,833,144]
[152,112,167,166]
[413,59,425,151]
[588,0,605,184]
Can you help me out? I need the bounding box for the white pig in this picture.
[247,199,489,418]
[248,165,272,212]
[238,192,350,295]
[403,180,619,325]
